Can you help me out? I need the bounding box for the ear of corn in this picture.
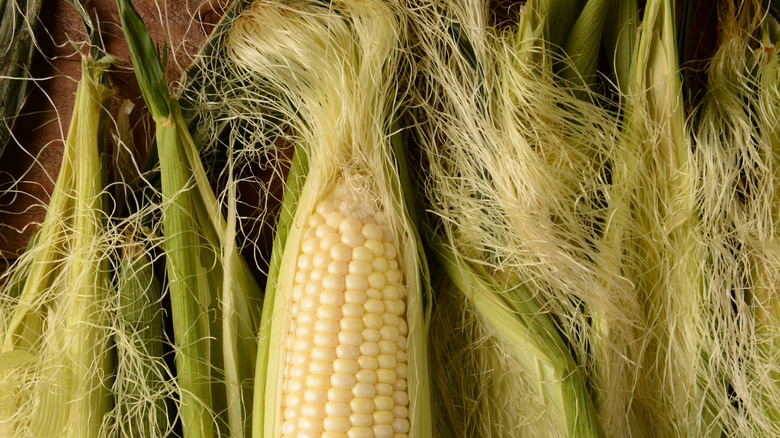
[407,1,612,436]
[689,4,780,435]
[118,1,264,436]
[114,232,170,437]
[225,1,432,437]
[427,231,603,437]
[597,0,701,434]
[0,42,115,437]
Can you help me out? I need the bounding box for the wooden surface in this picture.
[0,0,228,261]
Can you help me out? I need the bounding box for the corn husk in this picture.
[0,0,42,156]
[117,0,263,436]
[224,1,433,436]
[0,48,114,438]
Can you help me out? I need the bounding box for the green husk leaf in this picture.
[115,0,170,119]
[601,0,638,96]
[115,240,168,437]
[0,0,42,156]
[560,0,609,94]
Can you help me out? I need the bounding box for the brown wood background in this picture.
[0,0,229,264]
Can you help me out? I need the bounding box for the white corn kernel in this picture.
[282,420,299,435]
[382,313,399,328]
[326,401,350,416]
[284,407,300,420]
[314,332,339,347]
[378,340,395,355]
[342,303,365,318]
[325,211,345,229]
[377,355,396,370]
[316,224,336,239]
[349,413,373,427]
[329,260,350,276]
[340,317,363,332]
[331,243,352,261]
[342,232,365,247]
[373,410,393,425]
[298,254,314,270]
[392,405,407,418]
[346,274,369,291]
[392,418,410,433]
[352,246,373,261]
[381,285,398,300]
[316,201,336,217]
[311,346,336,362]
[344,290,368,304]
[311,268,328,282]
[376,383,393,396]
[359,342,379,357]
[357,356,378,370]
[301,296,319,312]
[309,213,325,228]
[338,331,362,346]
[333,358,359,374]
[310,360,334,375]
[377,369,395,384]
[352,383,376,398]
[290,366,308,379]
[304,389,327,404]
[373,424,394,438]
[350,397,375,414]
[340,216,363,234]
[383,243,396,260]
[395,364,408,379]
[323,274,346,291]
[331,373,357,389]
[321,232,341,251]
[374,396,393,411]
[324,416,351,433]
[328,388,352,403]
[336,345,360,359]
[349,260,373,277]
[355,369,377,384]
[362,223,383,241]
[321,290,345,307]
[364,299,384,314]
[391,391,408,406]
[365,240,384,257]
[363,314,383,330]
[317,305,342,321]
[362,328,380,342]
[316,319,341,334]
[301,403,326,419]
